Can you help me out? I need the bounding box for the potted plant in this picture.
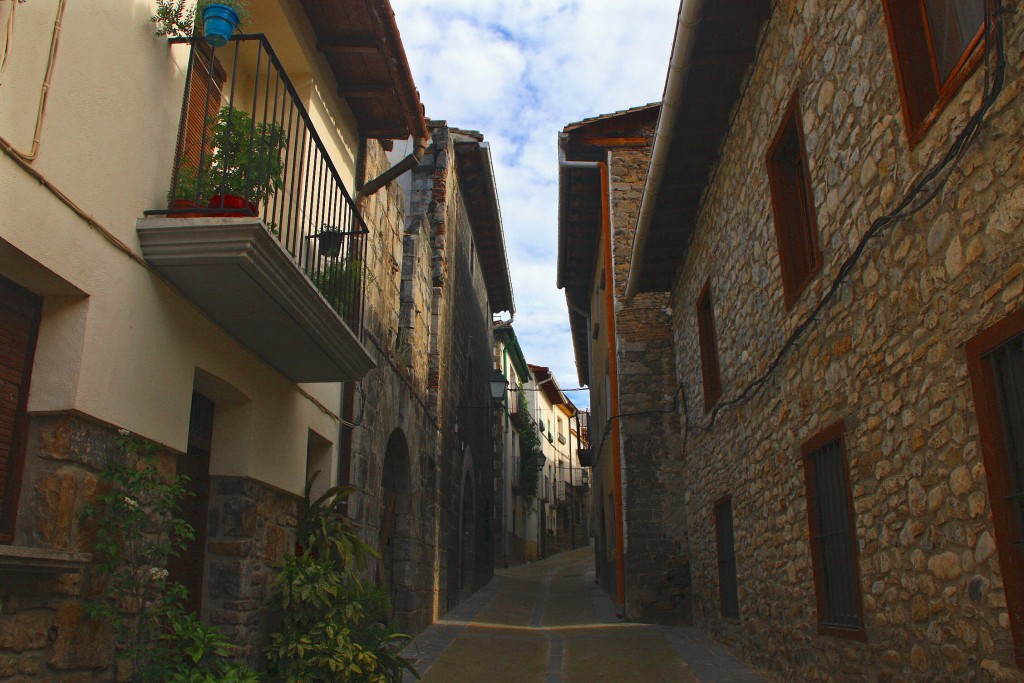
[206,106,287,217]
[196,0,251,48]
[306,256,363,321]
[150,0,195,37]
[166,160,212,217]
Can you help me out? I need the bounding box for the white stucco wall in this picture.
[0,0,369,496]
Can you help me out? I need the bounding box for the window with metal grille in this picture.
[882,0,986,144]
[696,278,722,411]
[715,497,740,618]
[766,91,821,309]
[967,311,1024,666]
[802,423,864,636]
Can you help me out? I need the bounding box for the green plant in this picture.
[266,475,416,682]
[295,475,378,579]
[83,431,259,682]
[151,0,195,37]
[208,106,287,205]
[168,160,214,205]
[306,257,362,320]
[516,386,545,507]
[196,0,252,29]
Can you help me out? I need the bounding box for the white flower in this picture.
[146,567,169,582]
[117,428,130,436]
[123,497,139,509]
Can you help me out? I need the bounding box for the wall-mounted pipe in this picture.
[2,0,68,161]
[358,136,429,199]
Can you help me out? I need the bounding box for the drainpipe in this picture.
[358,136,429,199]
[558,150,627,611]
[624,0,704,300]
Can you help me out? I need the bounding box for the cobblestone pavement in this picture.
[401,546,766,682]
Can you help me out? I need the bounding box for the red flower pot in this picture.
[208,194,258,217]
[168,199,205,218]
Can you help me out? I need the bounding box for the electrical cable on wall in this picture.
[685,0,1008,435]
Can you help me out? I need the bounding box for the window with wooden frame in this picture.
[696,278,722,411]
[766,92,821,309]
[882,0,987,145]
[801,422,865,638]
[0,277,42,544]
[715,497,740,618]
[966,308,1024,667]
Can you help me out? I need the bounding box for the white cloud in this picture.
[391,0,680,408]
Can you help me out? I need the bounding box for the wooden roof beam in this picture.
[317,35,380,52]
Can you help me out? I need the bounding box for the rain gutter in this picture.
[624,0,704,300]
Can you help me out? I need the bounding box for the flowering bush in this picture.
[84,430,258,682]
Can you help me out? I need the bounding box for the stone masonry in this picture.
[608,132,691,624]
[1,415,165,681]
[658,2,1024,681]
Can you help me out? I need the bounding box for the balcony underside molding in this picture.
[136,217,375,383]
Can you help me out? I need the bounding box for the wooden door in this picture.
[167,391,214,615]
[0,277,41,544]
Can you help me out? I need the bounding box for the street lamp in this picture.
[489,368,509,407]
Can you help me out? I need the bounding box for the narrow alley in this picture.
[402,547,765,682]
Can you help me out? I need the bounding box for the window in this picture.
[696,278,722,411]
[766,92,821,308]
[0,277,41,544]
[802,422,864,637]
[882,0,986,143]
[715,497,740,618]
[966,308,1024,666]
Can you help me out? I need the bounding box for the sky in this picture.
[389,0,681,409]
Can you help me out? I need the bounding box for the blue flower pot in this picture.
[202,4,239,48]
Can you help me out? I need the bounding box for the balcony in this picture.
[139,36,373,383]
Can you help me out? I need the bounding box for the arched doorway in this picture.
[379,429,412,621]
[457,454,476,599]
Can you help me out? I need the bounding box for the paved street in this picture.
[401,547,766,682]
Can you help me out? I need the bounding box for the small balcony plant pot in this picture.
[169,199,204,218]
[313,229,345,258]
[208,194,257,217]
[201,3,240,47]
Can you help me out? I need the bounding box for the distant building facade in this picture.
[557,104,690,621]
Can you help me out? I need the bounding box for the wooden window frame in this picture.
[696,278,722,412]
[714,495,740,619]
[0,277,42,545]
[766,91,822,310]
[881,0,987,147]
[966,307,1024,667]
[801,421,867,640]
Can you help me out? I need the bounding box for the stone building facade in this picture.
[557,105,690,621]
[626,0,1024,680]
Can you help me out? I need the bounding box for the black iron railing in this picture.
[150,35,368,334]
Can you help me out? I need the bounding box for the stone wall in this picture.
[608,137,690,623]
[664,2,1024,680]
[346,138,440,636]
[204,476,301,669]
[410,124,497,608]
[0,415,125,681]
[347,125,499,628]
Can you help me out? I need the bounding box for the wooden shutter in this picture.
[0,277,42,544]
[176,45,225,188]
